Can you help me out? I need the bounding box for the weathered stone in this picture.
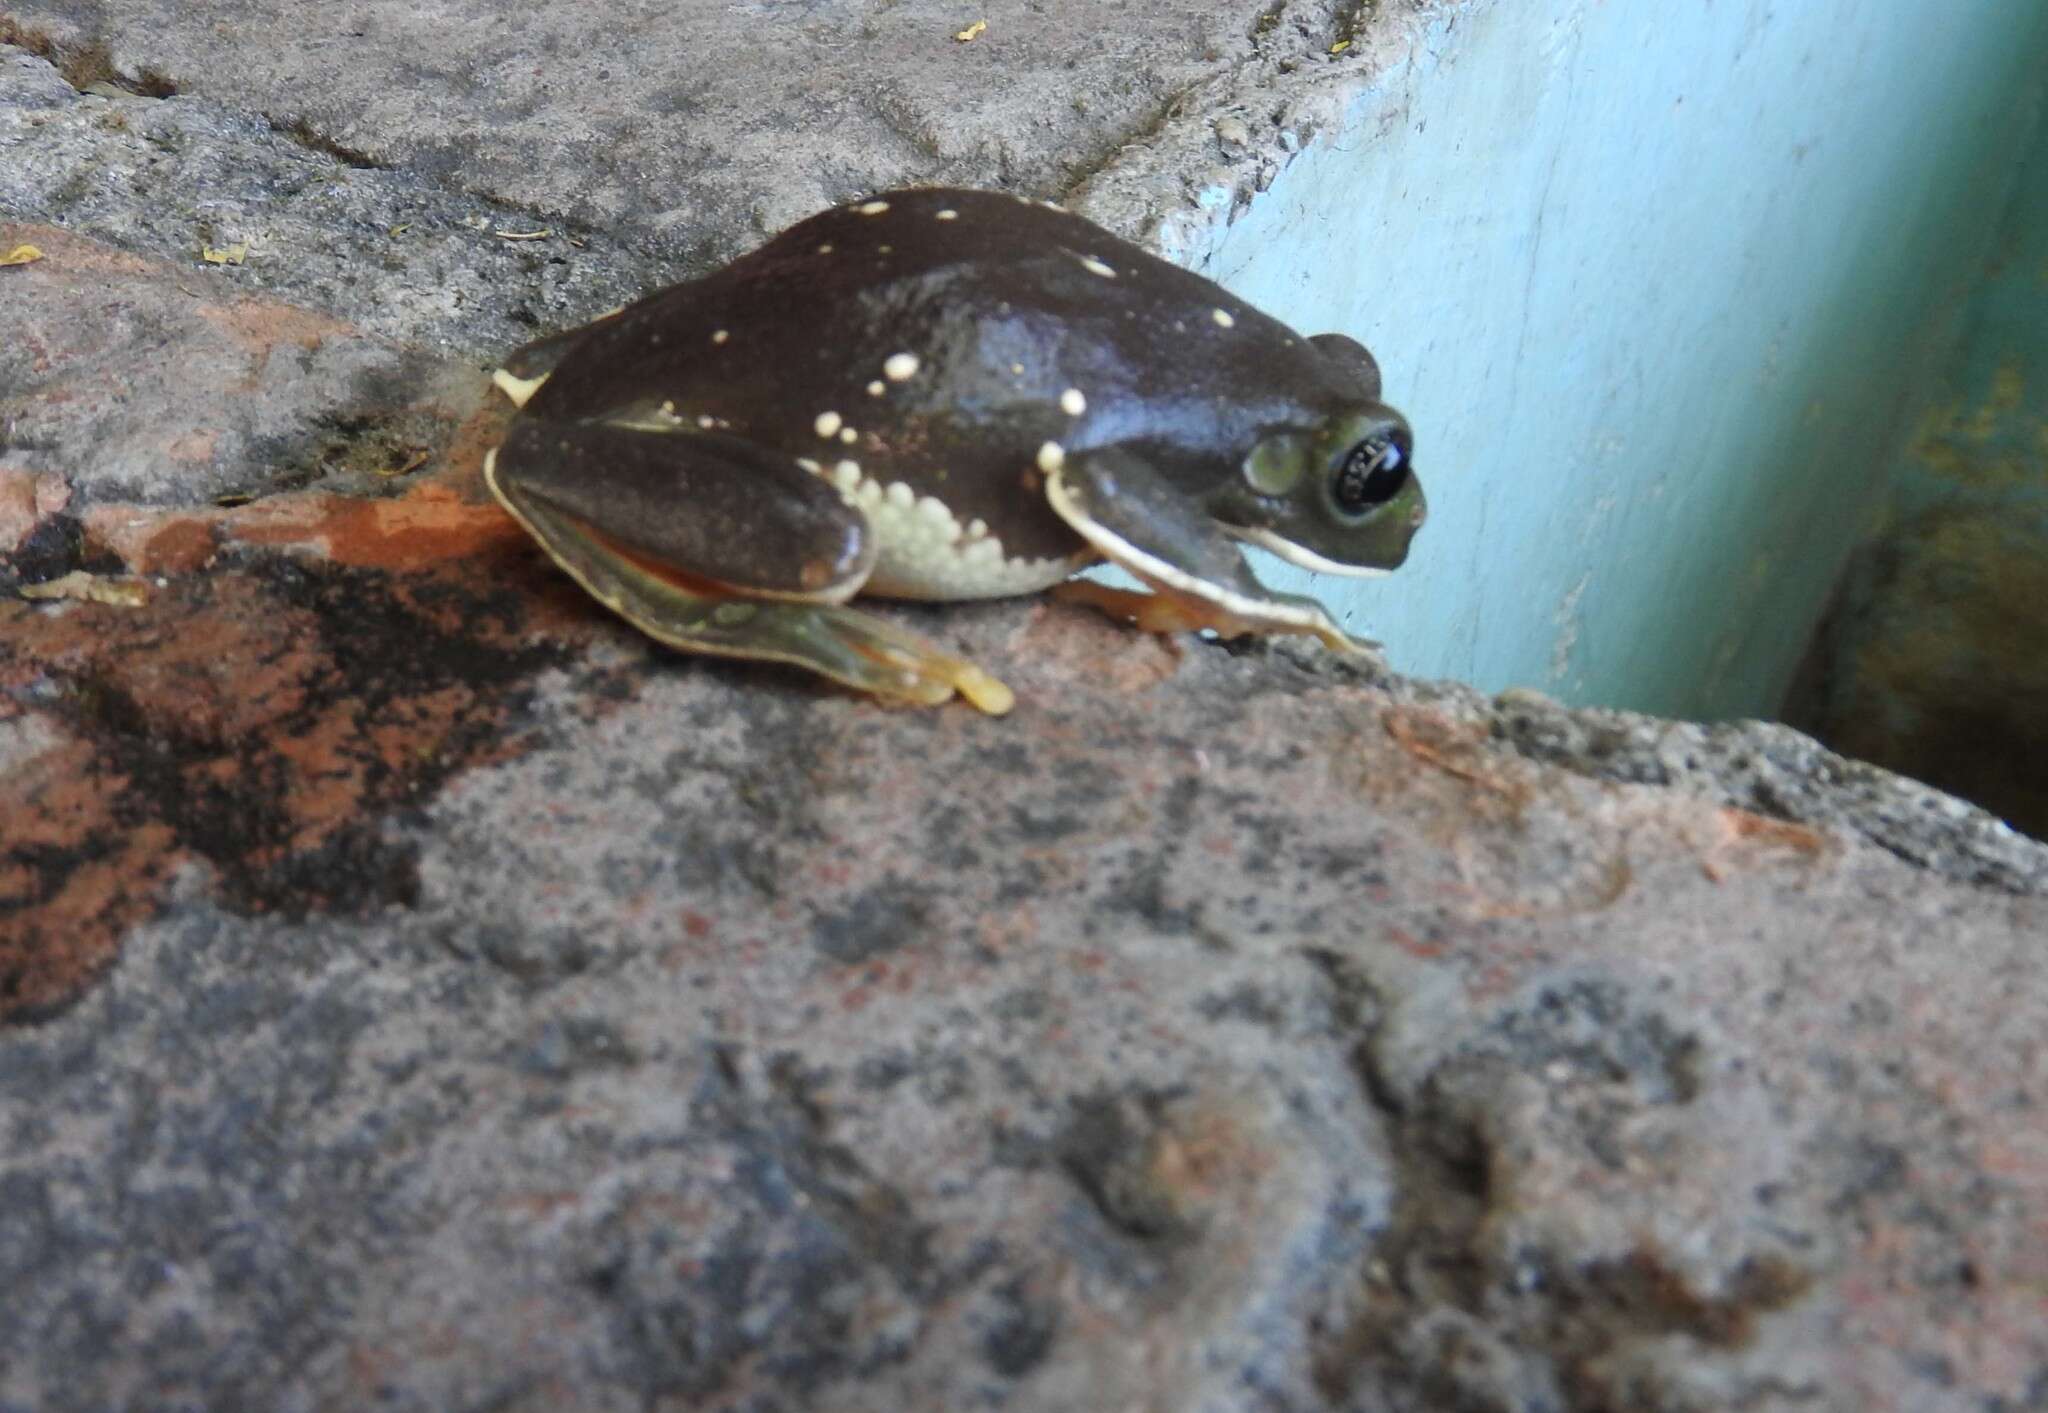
[1,0,1379,254]
[3,581,2045,1409]
[3,6,2046,1411]
[0,45,664,355]
[0,221,486,506]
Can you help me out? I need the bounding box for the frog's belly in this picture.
[820,460,1087,602]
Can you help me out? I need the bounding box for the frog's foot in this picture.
[485,419,1012,712]
[1044,448,1372,654]
[1050,579,1306,646]
[593,577,1015,714]
[770,603,1014,714]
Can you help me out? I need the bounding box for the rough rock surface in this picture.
[4,10,2047,1413]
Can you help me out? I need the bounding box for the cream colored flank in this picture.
[814,461,1080,600]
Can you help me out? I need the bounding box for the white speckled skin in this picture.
[483,186,1423,706]
[498,186,1419,585]
[822,460,1083,600]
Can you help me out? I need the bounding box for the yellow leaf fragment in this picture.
[389,224,410,236]
[1,244,44,267]
[494,228,550,241]
[201,242,248,265]
[954,19,987,41]
[1328,38,1351,53]
[19,571,151,608]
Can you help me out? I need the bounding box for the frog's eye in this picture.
[1332,428,1413,517]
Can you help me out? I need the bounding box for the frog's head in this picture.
[1210,407,1427,575]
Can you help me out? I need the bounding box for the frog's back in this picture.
[529,189,1343,454]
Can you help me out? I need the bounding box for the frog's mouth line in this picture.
[1224,525,1393,579]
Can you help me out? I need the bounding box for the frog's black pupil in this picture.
[1334,432,1412,515]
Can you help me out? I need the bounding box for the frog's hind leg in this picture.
[485,419,1014,713]
[1044,446,1372,654]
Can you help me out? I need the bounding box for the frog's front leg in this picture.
[1044,446,1370,654]
[485,418,1014,713]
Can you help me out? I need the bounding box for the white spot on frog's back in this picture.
[1077,255,1116,279]
[1036,441,1066,474]
[867,380,886,397]
[1212,308,1236,328]
[712,329,730,344]
[883,352,919,382]
[936,208,959,221]
[814,410,843,438]
[1059,388,1086,416]
[857,200,890,215]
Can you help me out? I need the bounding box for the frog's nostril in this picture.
[1333,426,1413,515]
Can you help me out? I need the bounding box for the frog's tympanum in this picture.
[485,188,1425,714]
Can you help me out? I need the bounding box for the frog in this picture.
[484,187,1425,715]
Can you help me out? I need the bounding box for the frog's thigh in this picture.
[485,420,1013,713]
[1044,447,1361,653]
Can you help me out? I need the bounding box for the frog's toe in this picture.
[1052,578,1367,655]
[735,600,1015,714]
